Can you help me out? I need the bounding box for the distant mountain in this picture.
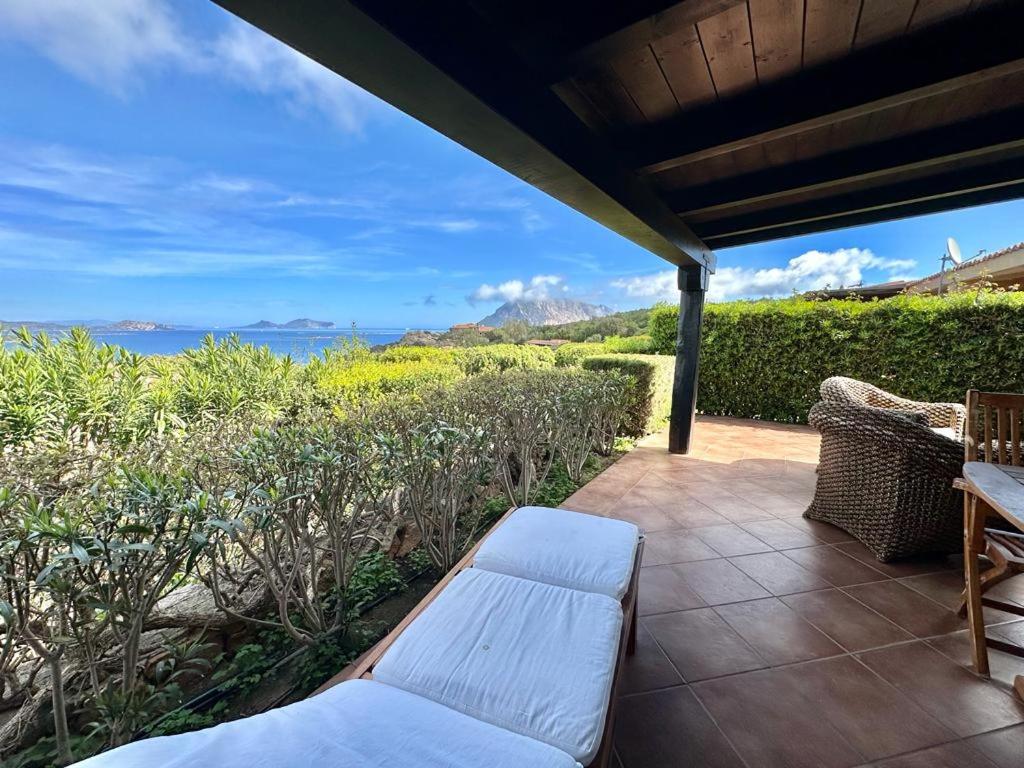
[0,319,174,333]
[479,299,613,327]
[242,318,335,329]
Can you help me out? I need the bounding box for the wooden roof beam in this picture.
[634,3,1024,174]
[694,157,1024,249]
[667,107,1024,217]
[529,0,746,85]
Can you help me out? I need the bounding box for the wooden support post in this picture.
[668,264,707,454]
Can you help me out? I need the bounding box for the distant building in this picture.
[807,241,1024,300]
[449,323,495,333]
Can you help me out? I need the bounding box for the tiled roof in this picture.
[914,241,1024,284]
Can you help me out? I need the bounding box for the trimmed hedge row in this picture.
[650,292,1024,423]
[582,354,675,437]
[554,342,608,367]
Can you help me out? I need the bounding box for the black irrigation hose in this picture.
[140,566,432,736]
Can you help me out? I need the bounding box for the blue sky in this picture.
[1,1,1022,328]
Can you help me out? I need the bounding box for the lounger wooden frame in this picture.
[313,507,643,768]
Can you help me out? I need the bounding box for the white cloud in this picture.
[611,248,917,303]
[468,274,563,304]
[0,0,191,95]
[212,22,379,133]
[0,0,380,132]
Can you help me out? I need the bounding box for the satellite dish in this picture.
[947,237,962,266]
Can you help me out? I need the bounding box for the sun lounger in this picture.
[71,678,579,768]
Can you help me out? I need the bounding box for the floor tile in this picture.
[833,541,956,577]
[781,516,855,543]
[671,558,772,605]
[613,498,682,532]
[781,588,913,652]
[783,545,888,587]
[644,608,766,682]
[775,656,955,761]
[641,528,721,566]
[689,523,774,556]
[843,580,964,638]
[618,622,684,695]
[742,519,822,549]
[714,598,843,665]
[693,669,865,768]
[967,723,1024,768]
[729,551,832,595]
[684,489,777,523]
[862,741,1000,767]
[639,564,707,616]
[615,687,746,768]
[926,630,1024,691]
[858,641,1024,737]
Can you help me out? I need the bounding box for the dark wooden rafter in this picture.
[694,156,1024,248]
[214,0,714,272]
[632,2,1024,174]
[666,107,1024,217]
[520,0,747,85]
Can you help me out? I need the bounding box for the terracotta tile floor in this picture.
[562,416,1024,768]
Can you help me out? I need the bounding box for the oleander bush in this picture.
[582,354,675,437]
[650,290,1024,422]
[0,329,633,766]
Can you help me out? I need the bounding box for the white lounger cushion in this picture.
[474,506,640,600]
[374,568,622,765]
[71,678,580,768]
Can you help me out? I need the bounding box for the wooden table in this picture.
[962,461,1024,699]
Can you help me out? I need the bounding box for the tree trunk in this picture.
[48,655,73,766]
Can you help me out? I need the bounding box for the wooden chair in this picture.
[957,391,1024,693]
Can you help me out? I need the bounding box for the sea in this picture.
[80,328,430,361]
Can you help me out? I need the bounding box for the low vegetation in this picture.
[0,329,638,767]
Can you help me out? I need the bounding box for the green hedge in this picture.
[652,292,1024,423]
[450,344,554,375]
[582,354,675,437]
[648,303,679,355]
[315,358,463,402]
[604,334,659,354]
[554,342,608,367]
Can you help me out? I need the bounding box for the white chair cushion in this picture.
[373,568,622,764]
[71,678,580,768]
[931,426,958,441]
[474,506,640,600]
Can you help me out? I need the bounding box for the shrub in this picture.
[582,355,675,437]
[313,358,463,403]
[376,346,454,364]
[384,397,495,573]
[653,291,1024,422]
[450,344,554,375]
[554,342,607,367]
[604,334,658,354]
[647,302,678,355]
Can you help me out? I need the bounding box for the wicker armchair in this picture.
[805,378,966,561]
[819,376,966,439]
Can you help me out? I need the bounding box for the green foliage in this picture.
[604,334,658,354]
[311,358,463,403]
[582,355,675,437]
[527,308,651,342]
[376,346,455,364]
[449,344,554,375]
[553,342,608,367]
[647,302,679,355]
[653,291,1024,422]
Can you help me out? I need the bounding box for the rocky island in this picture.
[242,319,335,329]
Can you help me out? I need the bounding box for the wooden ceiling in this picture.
[216,0,1024,270]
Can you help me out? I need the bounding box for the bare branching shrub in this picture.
[206,410,396,645]
[384,397,495,573]
[559,371,629,482]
